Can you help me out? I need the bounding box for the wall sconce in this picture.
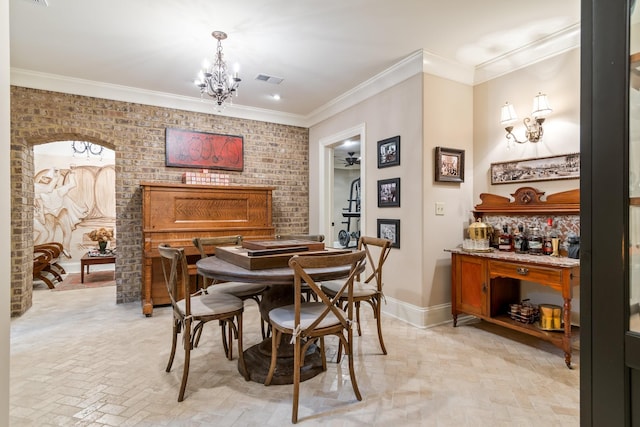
[500,92,552,146]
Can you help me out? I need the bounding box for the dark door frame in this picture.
[580,0,631,424]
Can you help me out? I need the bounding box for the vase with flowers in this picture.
[89,227,114,254]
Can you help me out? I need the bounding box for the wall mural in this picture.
[34,143,116,263]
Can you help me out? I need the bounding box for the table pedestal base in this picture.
[238,337,323,384]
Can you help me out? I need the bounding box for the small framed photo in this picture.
[377,136,400,168]
[377,219,400,248]
[377,178,400,207]
[435,147,464,182]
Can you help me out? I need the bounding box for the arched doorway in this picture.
[33,140,116,274]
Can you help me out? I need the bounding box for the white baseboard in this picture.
[382,296,453,329]
[383,296,582,328]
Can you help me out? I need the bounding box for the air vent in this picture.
[255,74,284,85]
[29,0,49,5]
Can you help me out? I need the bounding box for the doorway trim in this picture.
[318,123,366,242]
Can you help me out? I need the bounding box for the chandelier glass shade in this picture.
[195,31,241,109]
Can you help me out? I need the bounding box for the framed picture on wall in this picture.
[377,219,400,248]
[377,136,400,168]
[435,146,465,182]
[165,128,244,171]
[377,178,400,207]
[490,153,580,185]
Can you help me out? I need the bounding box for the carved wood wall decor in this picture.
[473,187,580,219]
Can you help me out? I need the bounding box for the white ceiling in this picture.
[9,0,580,126]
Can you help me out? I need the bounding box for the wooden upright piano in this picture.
[141,182,275,316]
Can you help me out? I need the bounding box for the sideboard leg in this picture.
[565,354,572,369]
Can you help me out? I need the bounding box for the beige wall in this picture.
[310,74,423,311]
[422,74,474,309]
[310,50,576,325]
[310,72,473,325]
[473,48,581,322]
[473,48,581,197]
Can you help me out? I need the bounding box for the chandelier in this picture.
[71,141,103,159]
[195,31,241,109]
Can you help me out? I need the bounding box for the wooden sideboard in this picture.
[451,186,581,367]
[140,182,275,316]
[449,249,579,367]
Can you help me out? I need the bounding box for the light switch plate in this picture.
[435,202,445,216]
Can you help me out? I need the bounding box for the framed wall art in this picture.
[377,136,400,168]
[165,127,244,171]
[490,153,580,185]
[377,177,400,207]
[435,147,465,182]
[377,219,400,248]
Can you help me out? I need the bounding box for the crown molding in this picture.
[10,68,308,127]
[473,23,581,85]
[10,24,581,129]
[305,25,580,126]
[304,50,426,126]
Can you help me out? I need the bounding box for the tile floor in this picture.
[10,285,579,426]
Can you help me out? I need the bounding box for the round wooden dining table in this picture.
[196,254,357,385]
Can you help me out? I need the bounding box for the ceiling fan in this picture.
[344,152,361,167]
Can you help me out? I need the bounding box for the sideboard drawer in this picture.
[489,260,562,285]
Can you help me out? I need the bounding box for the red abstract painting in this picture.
[165,128,244,171]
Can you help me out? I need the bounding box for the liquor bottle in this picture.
[498,225,513,251]
[519,225,529,253]
[543,229,553,255]
[528,227,543,255]
[542,218,555,255]
[513,224,525,253]
[548,219,560,256]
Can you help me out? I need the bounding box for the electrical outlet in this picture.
[435,202,445,216]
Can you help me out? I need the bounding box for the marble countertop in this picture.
[446,247,580,268]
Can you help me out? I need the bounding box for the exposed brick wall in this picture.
[10,86,309,316]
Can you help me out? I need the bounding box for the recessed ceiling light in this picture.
[271,94,281,101]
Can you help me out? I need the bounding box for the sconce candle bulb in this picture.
[501,92,552,148]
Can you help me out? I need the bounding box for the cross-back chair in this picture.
[264,250,367,424]
[158,243,248,402]
[192,236,268,351]
[275,234,325,302]
[321,235,392,360]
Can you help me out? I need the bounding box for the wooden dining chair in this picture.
[158,244,248,402]
[275,233,325,302]
[264,250,366,424]
[321,235,392,360]
[192,236,268,352]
